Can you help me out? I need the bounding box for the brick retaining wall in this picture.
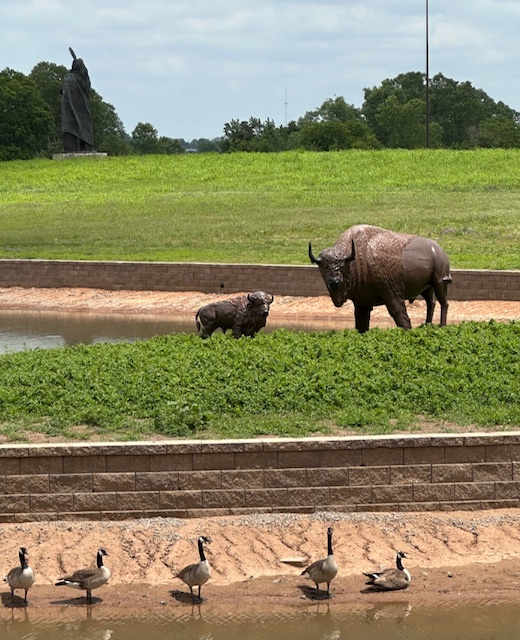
[2,434,520,522]
[0,259,519,300]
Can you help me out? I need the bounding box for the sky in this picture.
[2,1,520,142]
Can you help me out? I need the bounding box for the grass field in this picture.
[1,149,520,268]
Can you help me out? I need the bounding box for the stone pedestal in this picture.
[52,152,108,160]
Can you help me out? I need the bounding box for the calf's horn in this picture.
[308,242,321,264]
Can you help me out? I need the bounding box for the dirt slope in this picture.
[3,510,520,610]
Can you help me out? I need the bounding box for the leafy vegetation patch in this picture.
[0,322,518,442]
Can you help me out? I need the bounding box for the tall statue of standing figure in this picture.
[61,47,94,152]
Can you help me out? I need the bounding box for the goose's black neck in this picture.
[19,550,28,570]
[198,538,206,562]
[327,529,333,556]
[396,554,404,571]
[97,551,105,568]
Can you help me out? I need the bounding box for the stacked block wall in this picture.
[1,434,520,522]
[0,260,518,300]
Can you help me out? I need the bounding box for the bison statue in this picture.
[195,291,274,338]
[309,224,452,332]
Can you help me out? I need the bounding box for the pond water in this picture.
[0,310,354,353]
[2,600,520,640]
[0,310,189,353]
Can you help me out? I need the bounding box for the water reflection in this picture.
[0,310,358,354]
[2,600,520,640]
[0,310,186,353]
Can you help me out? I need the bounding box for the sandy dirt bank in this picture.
[0,286,519,328]
[2,510,520,611]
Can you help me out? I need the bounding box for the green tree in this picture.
[251,119,288,152]
[29,61,67,151]
[131,122,160,154]
[363,71,425,144]
[477,117,520,148]
[0,68,54,160]
[189,138,220,152]
[299,120,380,151]
[221,119,258,151]
[429,73,507,147]
[157,136,185,154]
[90,94,129,154]
[375,96,426,148]
[299,95,362,125]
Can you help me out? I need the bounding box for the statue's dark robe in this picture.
[61,60,94,149]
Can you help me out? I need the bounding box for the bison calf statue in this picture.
[195,291,274,338]
[309,224,452,333]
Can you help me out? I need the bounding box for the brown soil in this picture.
[3,510,520,612]
[0,286,519,328]
[1,287,520,612]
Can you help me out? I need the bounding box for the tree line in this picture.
[1,63,519,161]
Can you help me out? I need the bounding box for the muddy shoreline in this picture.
[0,286,519,327]
[2,511,520,610]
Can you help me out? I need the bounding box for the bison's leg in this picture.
[199,321,215,339]
[354,305,373,333]
[421,287,436,324]
[435,281,450,327]
[385,299,412,330]
[231,322,243,339]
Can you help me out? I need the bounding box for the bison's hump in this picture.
[332,225,414,293]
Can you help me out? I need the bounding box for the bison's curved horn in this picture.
[345,239,356,262]
[269,294,274,303]
[308,242,321,264]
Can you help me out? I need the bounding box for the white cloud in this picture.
[433,21,485,49]
[1,0,520,140]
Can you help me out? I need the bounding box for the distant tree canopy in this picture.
[130,122,185,155]
[2,65,520,160]
[362,71,520,149]
[221,71,520,152]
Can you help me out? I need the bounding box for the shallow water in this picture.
[0,310,354,353]
[0,310,186,353]
[2,600,520,640]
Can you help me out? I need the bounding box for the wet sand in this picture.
[2,510,520,611]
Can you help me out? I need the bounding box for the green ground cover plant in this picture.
[1,149,520,268]
[0,322,518,442]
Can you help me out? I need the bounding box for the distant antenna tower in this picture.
[284,89,288,125]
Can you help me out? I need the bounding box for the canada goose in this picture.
[176,536,211,601]
[4,547,35,605]
[364,551,411,591]
[55,548,110,604]
[301,526,338,597]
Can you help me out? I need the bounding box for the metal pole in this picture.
[425,0,430,148]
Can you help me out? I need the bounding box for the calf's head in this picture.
[308,239,355,307]
[247,291,274,316]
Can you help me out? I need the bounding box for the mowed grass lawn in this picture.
[0,149,520,442]
[1,148,520,268]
